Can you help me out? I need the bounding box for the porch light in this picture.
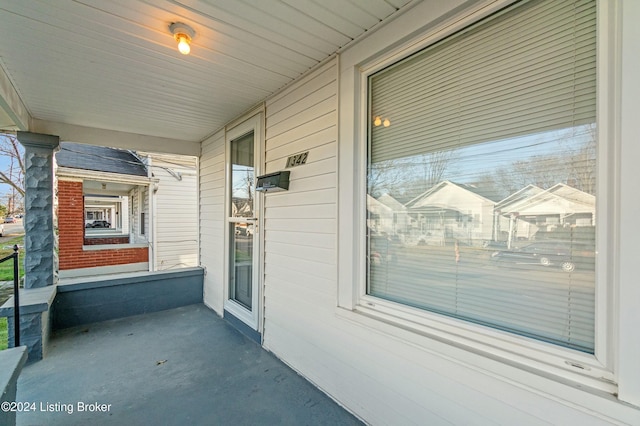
[373,116,382,126]
[169,22,195,55]
[383,118,391,127]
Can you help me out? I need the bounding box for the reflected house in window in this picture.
[405,181,498,246]
[367,193,409,237]
[496,183,595,247]
[493,184,544,244]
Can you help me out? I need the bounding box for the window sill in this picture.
[335,302,617,399]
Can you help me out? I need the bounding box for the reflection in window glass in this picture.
[231,132,255,218]
[366,0,596,352]
[230,222,253,309]
[229,131,255,309]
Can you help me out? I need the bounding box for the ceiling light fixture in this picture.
[169,22,195,55]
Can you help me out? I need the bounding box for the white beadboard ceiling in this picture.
[0,0,413,144]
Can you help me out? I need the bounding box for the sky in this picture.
[0,154,13,197]
[0,133,23,208]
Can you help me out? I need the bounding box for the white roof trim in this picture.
[57,166,153,186]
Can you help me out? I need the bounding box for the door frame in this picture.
[223,112,264,334]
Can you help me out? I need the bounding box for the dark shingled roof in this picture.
[56,142,147,177]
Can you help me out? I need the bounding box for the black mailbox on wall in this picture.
[256,171,290,192]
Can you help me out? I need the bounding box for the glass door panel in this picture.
[227,130,258,320]
[230,222,253,309]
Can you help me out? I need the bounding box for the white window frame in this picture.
[337,0,620,395]
[223,111,265,332]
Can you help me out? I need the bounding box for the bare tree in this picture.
[566,124,596,195]
[485,124,597,198]
[0,134,25,215]
[417,151,458,189]
[503,155,569,191]
[367,159,408,198]
[231,165,254,216]
[368,149,459,201]
[400,150,459,200]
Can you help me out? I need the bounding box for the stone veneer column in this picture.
[17,132,59,289]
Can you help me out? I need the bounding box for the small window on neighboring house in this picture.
[366,0,597,353]
[140,213,145,235]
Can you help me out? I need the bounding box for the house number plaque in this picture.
[285,152,309,168]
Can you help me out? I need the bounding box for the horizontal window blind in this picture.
[367,0,596,353]
[369,0,596,164]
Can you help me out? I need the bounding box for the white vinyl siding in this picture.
[200,130,227,313]
[151,154,199,270]
[261,59,338,351]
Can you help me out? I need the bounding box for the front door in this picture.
[225,115,262,332]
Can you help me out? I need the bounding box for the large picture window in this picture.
[367,0,596,352]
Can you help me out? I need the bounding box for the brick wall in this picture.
[84,236,130,245]
[58,180,148,270]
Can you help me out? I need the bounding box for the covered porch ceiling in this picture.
[0,0,414,156]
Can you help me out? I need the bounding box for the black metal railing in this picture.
[0,245,20,346]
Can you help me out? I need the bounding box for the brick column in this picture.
[17,132,59,288]
[57,180,85,269]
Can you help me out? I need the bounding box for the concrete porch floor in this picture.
[15,304,363,425]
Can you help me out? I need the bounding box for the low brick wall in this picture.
[83,236,130,245]
[59,246,148,270]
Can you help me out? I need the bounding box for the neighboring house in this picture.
[367,193,409,237]
[406,181,497,245]
[494,184,545,244]
[507,183,596,227]
[55,142,154,278]
[55,143,198,278]
[497,183,595,245]
[139,151,199,271]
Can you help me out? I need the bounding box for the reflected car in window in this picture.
[490,240,595,272]
[86,220,111,228]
